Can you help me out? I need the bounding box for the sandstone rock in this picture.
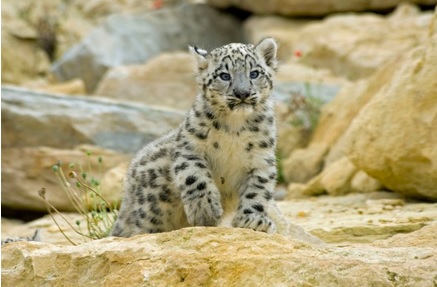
[244,4,433,80]
[344,9,437,201]
[309,157,358,196]
[1,86,184,153]
[209,0,437,16]
[283,143,328,183]
[279,191,437,243]
[3,192,436,245]
[100,162,129,206]
[351,170,384,193]
[95,52,197,110]
[1,145,129,212]
[24,78,87,95]
[52,4,243,92]
[2,227,437,286]
[1,27,50,85]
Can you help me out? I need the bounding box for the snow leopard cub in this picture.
[111,38,284,237]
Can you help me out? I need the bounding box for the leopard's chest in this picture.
[203,129,260,196]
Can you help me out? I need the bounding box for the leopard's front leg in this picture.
[172,151,224,227]
[232,155,277,233]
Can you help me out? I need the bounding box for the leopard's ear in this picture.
[255,38,278,71]
[189,46,209,71]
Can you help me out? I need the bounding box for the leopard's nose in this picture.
[234,89,250,101]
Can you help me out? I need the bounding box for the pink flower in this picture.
[152,0,163,9]
[294,49,302,58]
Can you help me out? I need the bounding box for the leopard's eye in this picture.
[219,73,231,81]
[249,71,259,79]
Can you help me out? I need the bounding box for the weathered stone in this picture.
[344,9,437,201]
[308,157,358,196]
[24,78,87,95]
[351,170,384,193]
[1,145,129,212]
[2,227,437,286]
[283,143,328,183]
[209,0,437,16]
[244,4,433,80]
[1,86,184,153]
[52,4,243,92]
[95,52,197,110]
[279,192,437,243]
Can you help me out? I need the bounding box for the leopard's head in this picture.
[190,38,277,114]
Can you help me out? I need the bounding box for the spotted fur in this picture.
[111,38,284,237]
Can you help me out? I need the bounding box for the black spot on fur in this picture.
[197,182,206,190]
[186,175,197,185]
[183,155,202,161]
[252,204,264,213]
[245,192,258,199]
[174,162,189,174]
[259,141,269,148]
[243,209,253,214]
[205,111,214,120]
[213,121,221,130]
[147,193,157,203]
[150,217,163,226]
[159,186,173,203]
[253,184,265,190]
[264,191,273,200]
[195,132,208,140]
[245,143,254,152]
[148,169,159,188]
[213,142,219,149]
[257,176,269,184]
[195,162,207,169]
[138,209,147,219]
[150,148,168,161]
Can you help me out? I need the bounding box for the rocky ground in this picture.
[2,0,437,286]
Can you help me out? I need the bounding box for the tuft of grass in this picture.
[38,151,117,245]
[288,82,324,137]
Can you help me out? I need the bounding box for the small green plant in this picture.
[38,151,117,245]
[288,82,324,133]
[17,2,64,61]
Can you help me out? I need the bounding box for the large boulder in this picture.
[285,8,437,201]
[95,52,197,110]
[344,9,437,201]
[1,86,184,153]
[1,145,129,212]
[244,4,434,80]
[2,227,437,286]
[51,4,243,92]
[209,0,437,16]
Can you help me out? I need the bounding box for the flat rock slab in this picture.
[1,86,184,153]
[2,227,437,286]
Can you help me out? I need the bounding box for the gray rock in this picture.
[1,86,185,153]
[51,4,243,92]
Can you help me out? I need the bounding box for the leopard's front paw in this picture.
[232,212,276,233]
[184,196,223,227]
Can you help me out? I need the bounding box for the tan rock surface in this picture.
[283,143,328,183]
[344,9,437,201]
[95,52,197,110]
[2,225,437,286]
[279,192,437,243]
[1,145,129,212]
[244,4,433,80]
